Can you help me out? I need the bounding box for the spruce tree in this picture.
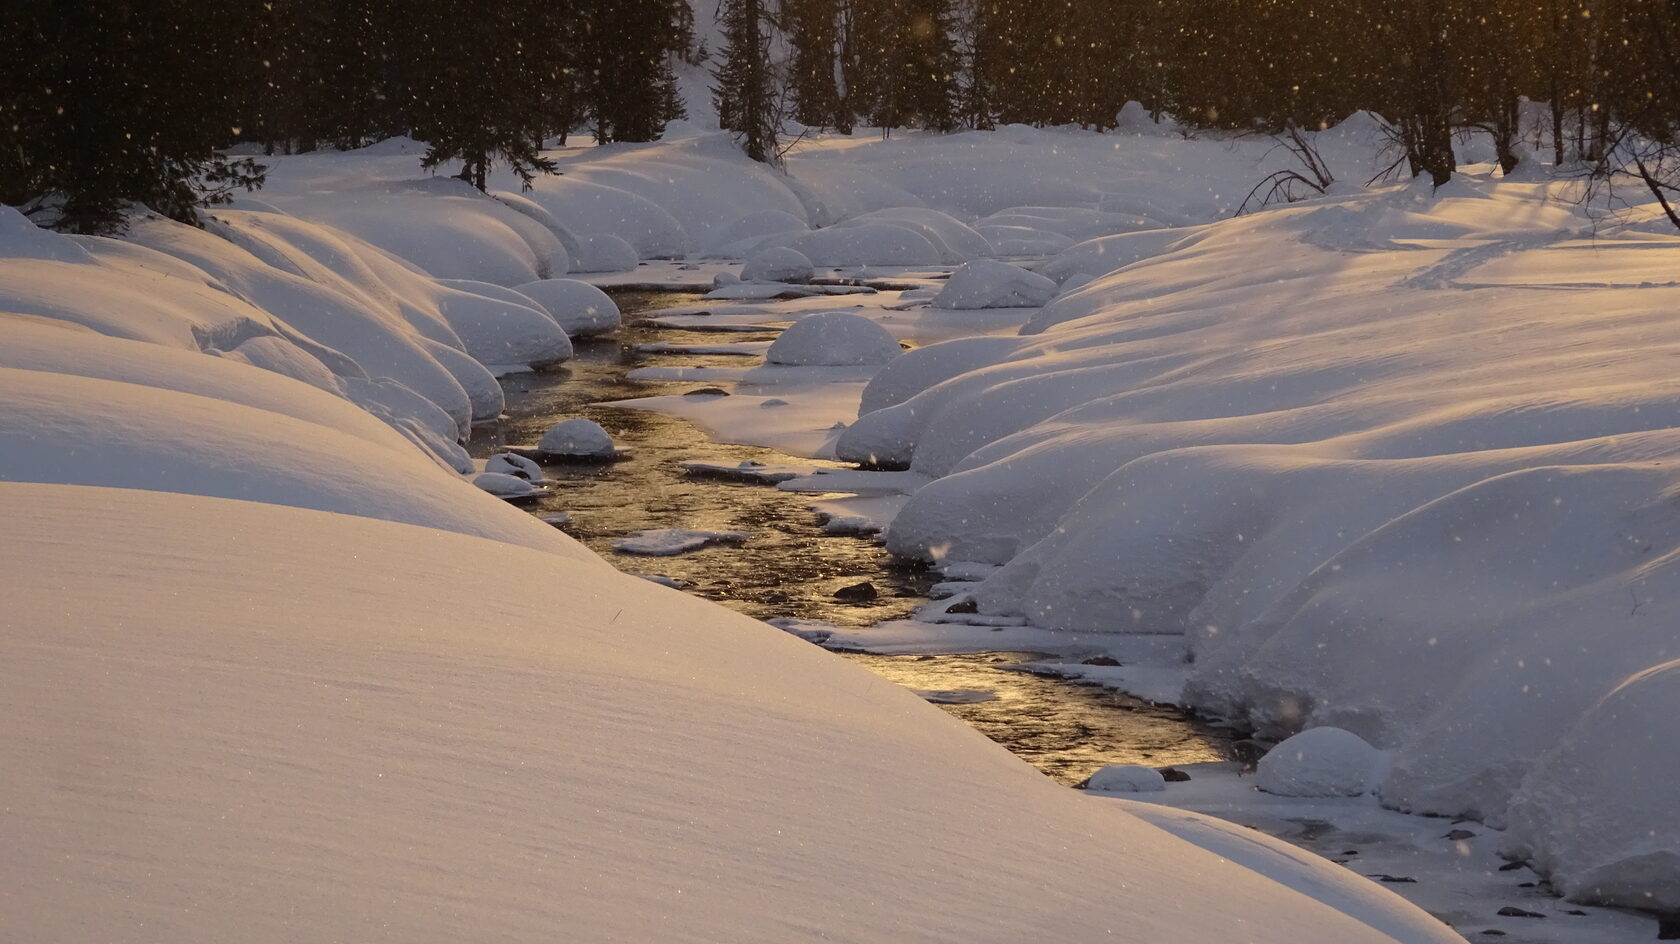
[714,0,781,162]
[785,0,846,130]
[0,0,265,233]
[400,0,556,190]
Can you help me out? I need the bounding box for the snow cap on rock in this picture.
[1256,727,1385,798]
[933,260,1058,310]
[538,417,616,457]
[511,279,622,336]
[742,246,815,284]
[766,311,903,367]
[1086,764,1168,793]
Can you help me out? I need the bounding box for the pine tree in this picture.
[714,0,782,162]
[576,0,690,143]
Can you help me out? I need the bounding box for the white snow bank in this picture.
[932,259,1057,309]
[787,223,941,267]
[855,177,1680,905]
[434,280,573,370]
[1257,728,1386,798]
[766,311,903,366]
[513,278,622,336]
[0,484,1460,943]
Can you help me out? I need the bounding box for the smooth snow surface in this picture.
[2,485,1461,944]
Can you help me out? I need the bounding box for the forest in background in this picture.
[2,0,1678,231]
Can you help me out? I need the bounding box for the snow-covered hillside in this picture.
[1,122,1470,942]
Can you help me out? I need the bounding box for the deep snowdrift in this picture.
[0,485,1462,943]
[853,175,1680,908]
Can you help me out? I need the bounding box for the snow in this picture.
[766,311,903,366]
[511,278,623,336]
[740,246,815,283]
[1257,728,1388,798]
[1086,764,1168,793]
[2,484,1460,943]
[931,259,1058,309]
[536,417,617,457]
[434,279,573,371]
[787,223,942,267]
[827,169,1680,910]
[485,452,544,482]
[612,528,751,556]
[472,470,540,498]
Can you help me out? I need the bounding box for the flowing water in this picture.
[469,290,1229,786]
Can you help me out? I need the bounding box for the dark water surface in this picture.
[469,290,1228,785]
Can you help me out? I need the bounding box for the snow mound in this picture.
[1257,728,1385,798]
[513,279,622,336]
[706,211,810,258]
[789,223,941,268]
[977,225,1075,256]
[741,247,815,283]
[570,233,639,274]
[537,418,616,458]
[434,281,573,370]
[1505,660,1680,911]
[613,528,750,556]
[1086,764,1167,793]
[836,208,994,264]
[766,312,903,367]
[932,260,1058,309]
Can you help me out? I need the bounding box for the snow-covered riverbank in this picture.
[1,123,1478,942]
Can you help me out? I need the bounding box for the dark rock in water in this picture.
[1563,909,1588,917]
[1518,882,1537,888]
[834,581,877,602]
[1497,861,1526,871]
[1662,914,1680,941]
[683,386,731,397]
[945,598,979,614]
[1340,850,1359,856]
[1081,656,1122,666]
[1158,766,1192,782]
[1230,738,1270,772]
[1444,829,1477,841]
[1371,874,1418,884]
[1496,907,1545,919]
[1478,931,1506,937]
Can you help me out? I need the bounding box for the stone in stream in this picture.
[1495,907,1545,919]
[1081,655,1122,666]
[536,418,619,459]
[1443,829,1477,841]
[944,598,978,614]
[1158,767,1192,782]
[683,386,731,397]
[833,581,877,603]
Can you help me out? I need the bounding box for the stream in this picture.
[469,290,1231,786]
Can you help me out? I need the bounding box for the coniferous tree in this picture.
[0,0,265,233]
[714,0,781,162]
[577,0,689,143]
[400,0,556,191]
[785,0,847,130]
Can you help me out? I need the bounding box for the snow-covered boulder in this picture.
[472,471,538,499]
[704,210,810,258]
[1257,728,1384,798]
[932,260,1057,310]
[741,247,815,284]
[975,225,1074,257]
[858,336,1025,415]
[1086,764,1167,793]
[512,279,622,336]
[486,453,544,483]
[789,224,942,268]
[570,234,639,274]
[434,282,572,371]
[537,417,616,458]
[767,312,903,367]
